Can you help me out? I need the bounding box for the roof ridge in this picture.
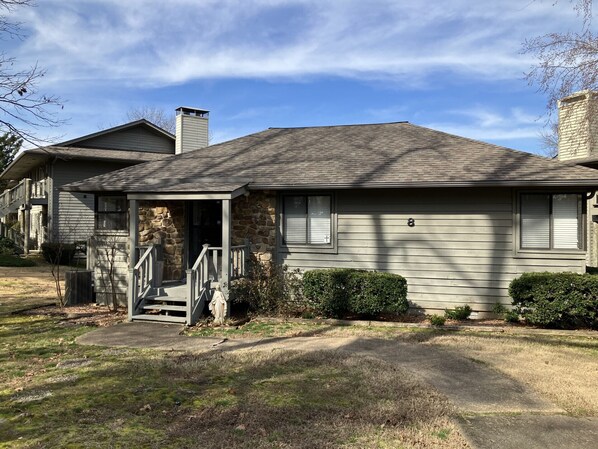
[267,121,409,130]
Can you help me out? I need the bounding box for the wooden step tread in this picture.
[142,304,187,312]
[145,295,187,303]
[132,314,187,324]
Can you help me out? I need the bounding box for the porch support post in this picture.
[22,179,31,254]
[127,199,139,321]
[221,198,231,316]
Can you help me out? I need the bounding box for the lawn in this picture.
[4,263,598,447]
[0,261,60,314]
[189,319,598,417]
[0,266,469,448]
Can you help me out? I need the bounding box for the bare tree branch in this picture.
[0,0,65,147]
[522,0,596,150]
[126,106,175,134]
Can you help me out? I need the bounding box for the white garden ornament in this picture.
[209,287,228,325]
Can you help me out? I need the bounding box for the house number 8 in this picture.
[407,218,415,227]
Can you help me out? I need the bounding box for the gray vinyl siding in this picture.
[89,233,129,306]
[74,128,175,154]
[175,115,209,153]
[278,188,586,314]
[51,160,132,243]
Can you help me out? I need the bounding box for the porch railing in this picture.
[206,244,249,282]
[186,244,211,325]
[0,178,28,217]
[31,178,47,199]
[128,244,158,320]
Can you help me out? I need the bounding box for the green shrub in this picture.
[0,254,35,267]
[347,271,408,316]
[444,305,472,320]
[302,269,408,318]
[302,268,355,317]
[504,310,520,323]
[230,257,307,315]
[429,315,446,326]
[0,236,19,255]
[492,302,519,323]
[509,272,598,329]
[41,242,77,265]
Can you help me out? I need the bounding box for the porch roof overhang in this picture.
[126,183,248,201]
[63,174,250,200]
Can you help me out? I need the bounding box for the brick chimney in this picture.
[557,90,598,161]
[175,107,209,155]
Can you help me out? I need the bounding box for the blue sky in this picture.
[2,0,591,153]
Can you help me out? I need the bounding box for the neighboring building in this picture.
[556,90,598,266]
[0,118,183,251]
[63,114,598,324]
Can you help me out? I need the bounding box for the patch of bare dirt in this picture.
[23,304,127,327]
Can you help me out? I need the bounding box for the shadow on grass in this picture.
[0,335,461,449]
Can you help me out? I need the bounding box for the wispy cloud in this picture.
[423,106,544,143]
[10,0,582,87]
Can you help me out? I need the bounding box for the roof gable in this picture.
[59,120,175,154]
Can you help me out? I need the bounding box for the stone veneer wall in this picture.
[231,191,277,263]
[139,201,185,280]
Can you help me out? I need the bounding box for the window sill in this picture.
[514,249,587,260]
[94,230,129,236]
[279,243,337,254]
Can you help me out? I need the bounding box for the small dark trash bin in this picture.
[65,270,93,305]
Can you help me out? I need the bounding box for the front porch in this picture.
[0,177,48,252]
[120,188,272,325]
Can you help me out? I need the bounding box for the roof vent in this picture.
[175,107,209,155]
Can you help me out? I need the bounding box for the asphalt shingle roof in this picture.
[62,122,598,193]
[0,146,172,181]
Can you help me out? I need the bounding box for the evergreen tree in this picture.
[0,132,22,190]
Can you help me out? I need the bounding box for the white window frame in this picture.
[515,191,586,255]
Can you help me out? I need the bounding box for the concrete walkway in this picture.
[77,322,598,449]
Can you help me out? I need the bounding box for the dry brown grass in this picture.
[0,260,61,314]
[163,351,471,449]
[422,332,598,416]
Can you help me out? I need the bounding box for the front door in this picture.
[188,200,222,265]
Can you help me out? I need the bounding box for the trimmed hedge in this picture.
[302,268,408,318]
[509,272,598,329]
[0,254,35,267]
[41,243,77,266]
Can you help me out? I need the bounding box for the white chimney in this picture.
[557,90,598,161]
[175,107,209,155]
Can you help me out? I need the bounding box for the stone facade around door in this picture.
[138,201,185,280]
[231,191,276,263]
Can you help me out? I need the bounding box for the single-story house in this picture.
[62,101,598,325]
[0,110,207,252]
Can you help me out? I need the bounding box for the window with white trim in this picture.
[96,196,127,231]
[283,195,332,245]
[520,193,583,250]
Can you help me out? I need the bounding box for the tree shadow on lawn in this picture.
[0,346,465,449]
